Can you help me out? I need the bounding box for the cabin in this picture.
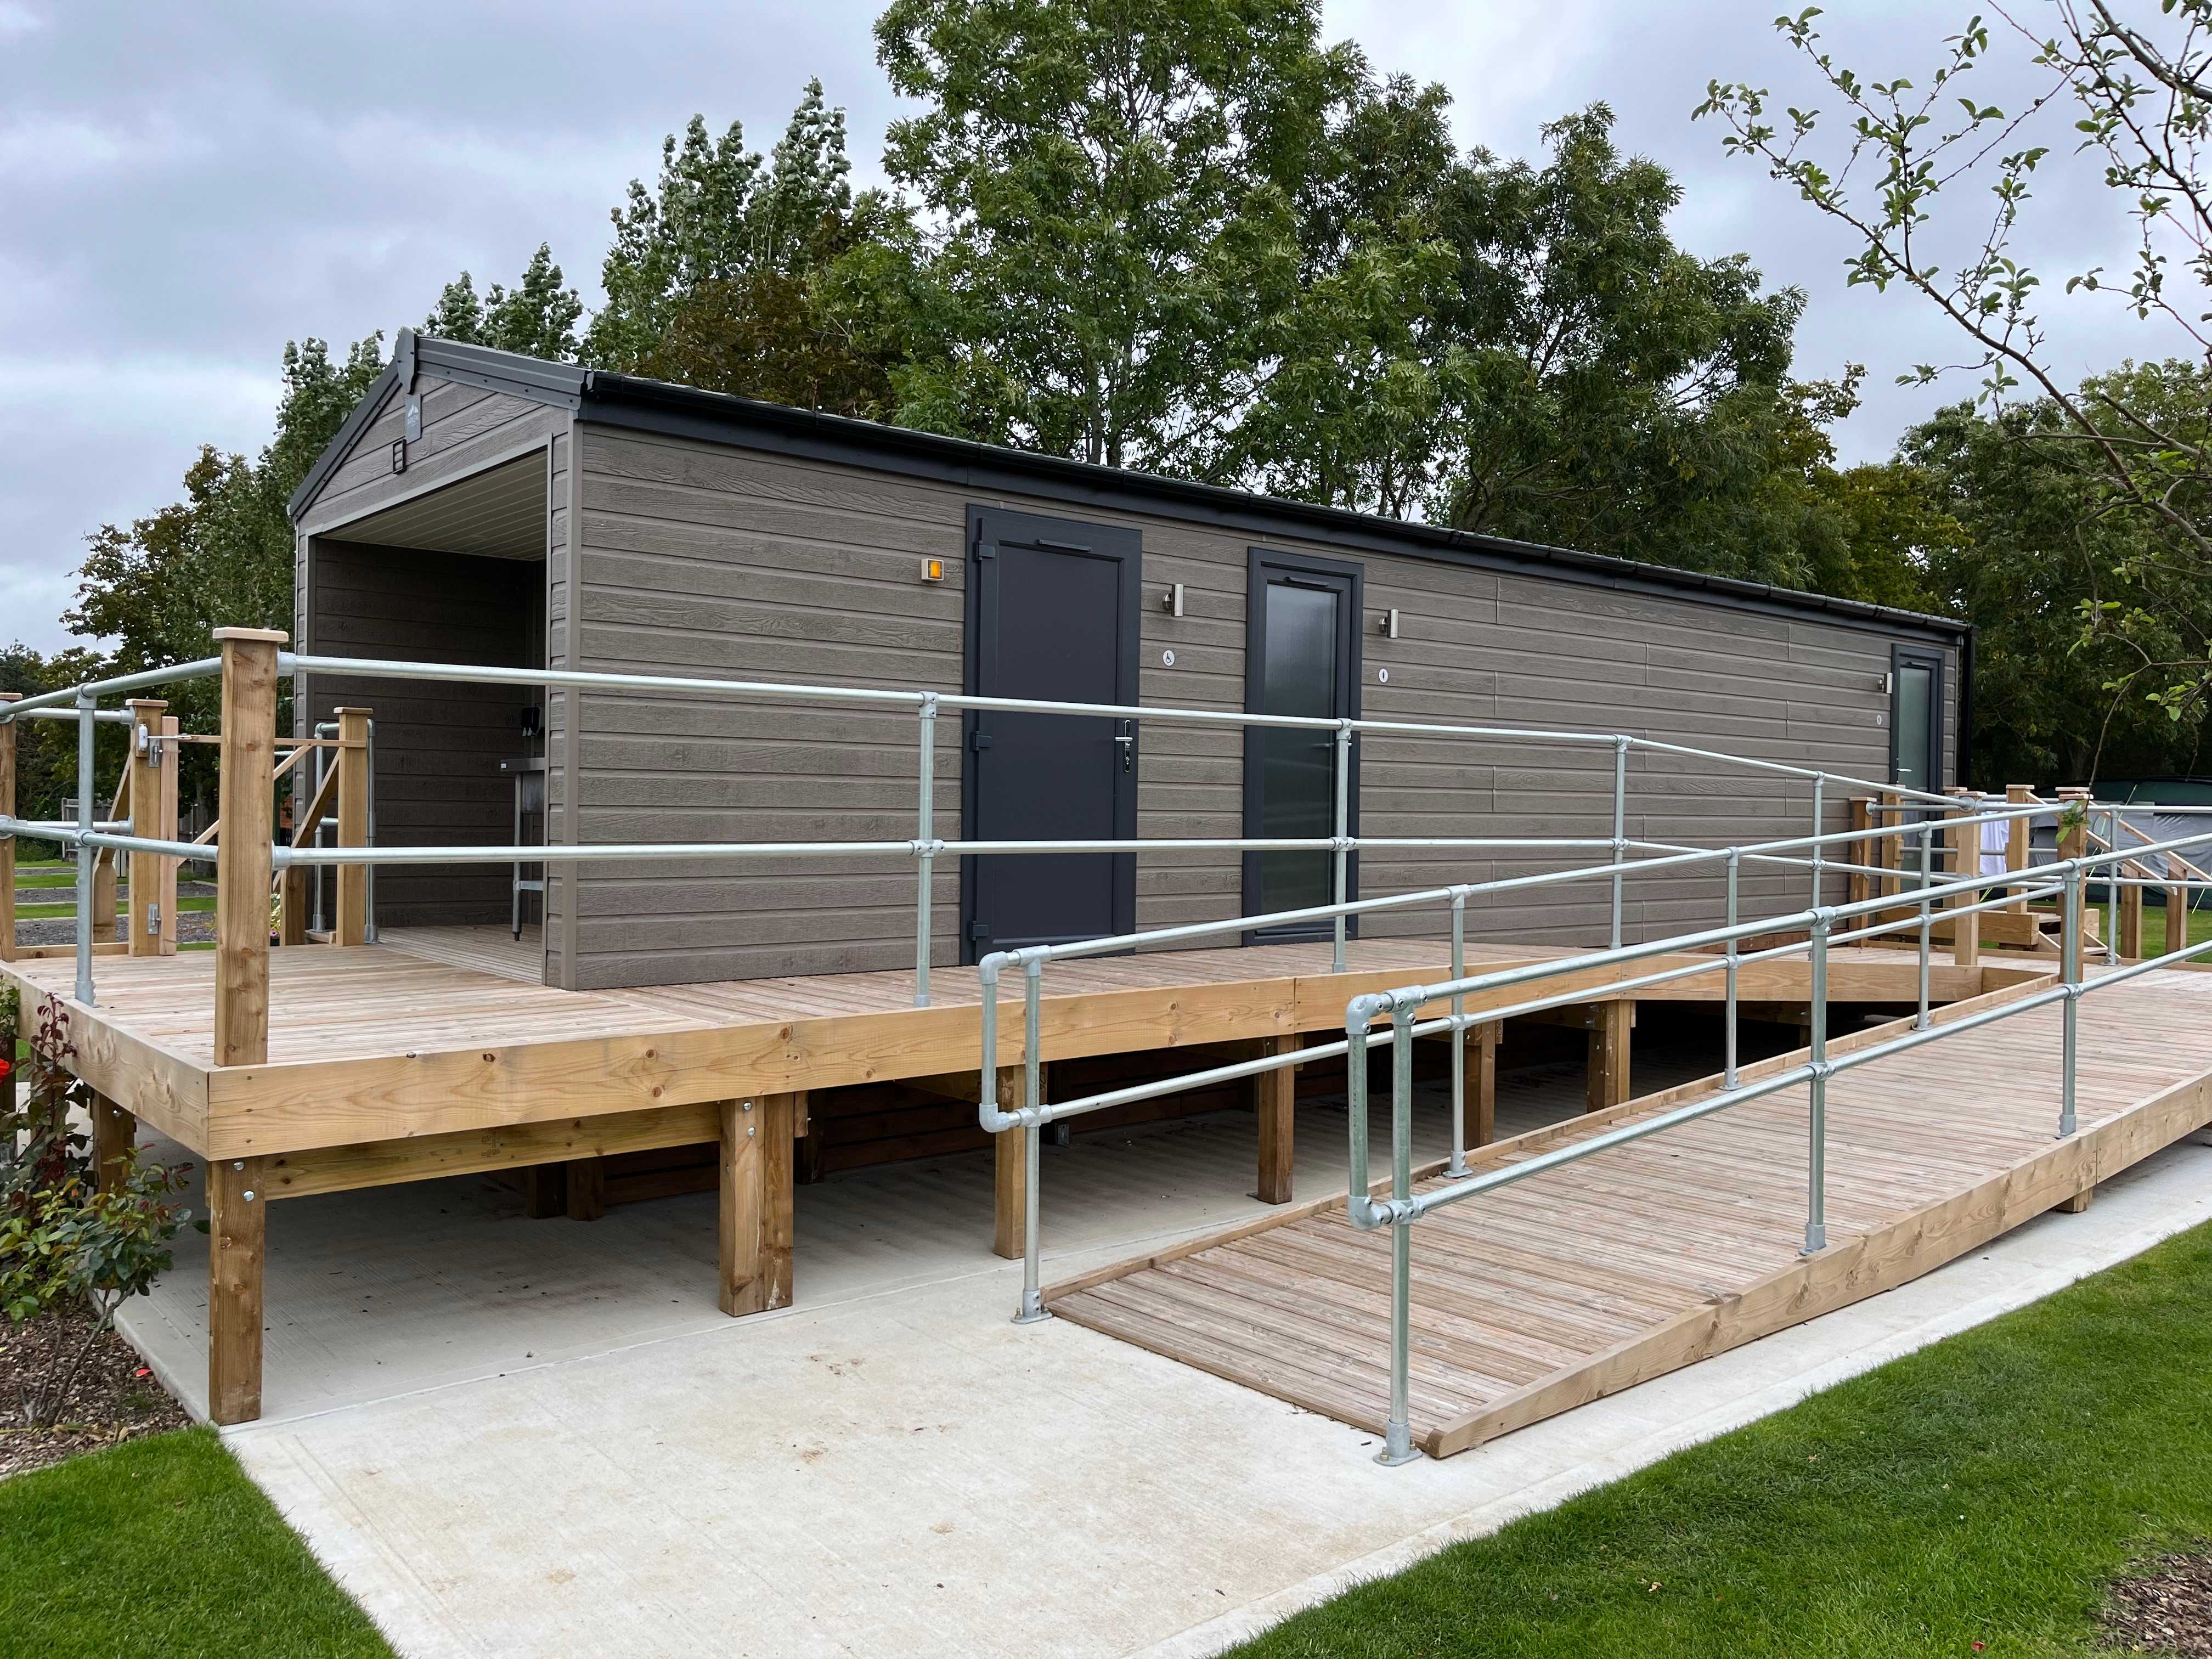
[28,331,2143,1445]
[286,331,1970,990]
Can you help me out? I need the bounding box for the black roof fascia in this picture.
[291,335,1968,645]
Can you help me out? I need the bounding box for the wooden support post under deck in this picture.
[207,1155,267,1426]
[1944,789,1980,967]
[125,699,170,956]
[2056,1184,2095,1214]
[1585,1000,1633,1114]
[564,1156,606,1221]
[2005,784,2034,913]
[2119,871,2146,962]
[991,1065,1028,1261]
[1467,1022,1498,1149]
[718,1092,797,1316]
[0,692,18,963]
[91,1092,135,1193]
[1253,1033,1299,1205]
[213,628,285,1069]
[520,1165,567,1218]
[334,707,371,946]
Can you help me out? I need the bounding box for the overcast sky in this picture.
[0,0,2170,651]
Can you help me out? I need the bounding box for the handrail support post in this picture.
[2059,865,2081,1138]
[1378,1001,1419,1465]
[1013,955,1049,1324]
[1723,849,1740,1088]
[1609,735,1629,949]
[1447,892,1469,1177]
[1331,721,1352,973]
[74,689,95,1005]
[913,693,938,1008]
[1801,913,1830,1256]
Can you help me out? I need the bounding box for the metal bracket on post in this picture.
[1609,735,1629,950]
[1331,721,1352,973]
[73,689,95,1006]
[1801,912,1830,1257]
[913,692,938,1008]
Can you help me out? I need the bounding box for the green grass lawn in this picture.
[1232,1217,2212,1658]
[2138,895,2212,962]
[0,1429,390,1658]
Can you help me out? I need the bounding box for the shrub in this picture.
[0,996,188,1429]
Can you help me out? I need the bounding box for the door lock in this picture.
[1115,721,1136,772]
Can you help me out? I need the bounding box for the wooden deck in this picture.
[1047,968,2212,1457]
[1,930,2008,1163]
[1,924,2036,1426]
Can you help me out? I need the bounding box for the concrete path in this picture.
[176,1113,2211,1659]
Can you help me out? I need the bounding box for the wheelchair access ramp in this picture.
[1045,971,2212,1459]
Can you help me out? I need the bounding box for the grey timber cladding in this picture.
[558,424,1959,990]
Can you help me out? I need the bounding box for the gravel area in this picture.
[13,876,218,948]
[0,1299,189,1480]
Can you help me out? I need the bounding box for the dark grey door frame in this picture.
[960,505,1142,962]
[1242,546,1364,943]
[1890,642,1947,792]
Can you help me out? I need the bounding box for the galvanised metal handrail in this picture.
[973,798,2063,1324]
[1340,825,2212,1464]
[0,645,1997,1012]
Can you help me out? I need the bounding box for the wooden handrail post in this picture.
[334,707,371,946]
[158,716,179,954]
[2055,787,2090,862]
[91,765,121,945]
[2005,784,2034,913]
[213,628,285,1068]
[0,692,18,964]
[1846,797,1871,906]
[1944,788,1980,967]
[125,699,168,957]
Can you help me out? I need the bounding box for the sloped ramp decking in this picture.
[1047,969,2212,1459]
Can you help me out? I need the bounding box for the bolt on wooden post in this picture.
[213,628,284,1069]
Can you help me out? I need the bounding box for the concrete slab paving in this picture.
[194,1111,2212,1658]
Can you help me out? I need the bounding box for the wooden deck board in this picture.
[1048,970,2212,1455]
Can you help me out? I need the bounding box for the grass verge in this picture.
[0,1428,391,1657]
[1232,1212,2212,1657]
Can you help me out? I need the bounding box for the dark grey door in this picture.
[1892,647,1944,794]
[1243,549,1362,938]
[962,507,1141,958]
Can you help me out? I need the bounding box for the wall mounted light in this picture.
[1162,583,1186,617]
[1379,608,1401,640]
[921,557,945,583]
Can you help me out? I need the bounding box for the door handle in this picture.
[1115,721,1136,772]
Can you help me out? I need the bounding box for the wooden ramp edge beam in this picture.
[1041,972,2059,1310]
[1424,1060,2212,1457]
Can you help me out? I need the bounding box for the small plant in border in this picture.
[0,994,189,1430]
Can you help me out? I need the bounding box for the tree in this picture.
[1906,370,2212,784]
[65,336,384,802]
[1697,3,2212,724]
[1427,106,1832,585]
[422,244,584,360]
[582,83,910,416]
[874,0,1367,467]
